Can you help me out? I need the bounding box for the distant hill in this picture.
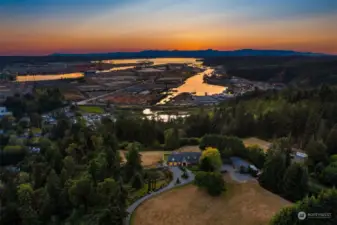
[50,49,330,58]
[203,56,337,87]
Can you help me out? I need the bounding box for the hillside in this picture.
[203,56,337,86]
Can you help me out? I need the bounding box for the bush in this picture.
[179,166,186,172]
[163,169,173,181]
[270,189,337,225]
[131,173,144,190]
[181,171,189,179]
[0,145,26,166]
[319,162,337,186]
[194,171,226,196]
[330,154,337,163]
[119,142,130,150]
[239,166,247,174]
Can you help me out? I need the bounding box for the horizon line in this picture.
[1,48,335,57]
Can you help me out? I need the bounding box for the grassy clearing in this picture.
[242,137,271,152]
[163,152,170,161]
[132,178,291,225]
[121,146,201,167]
[31,127,41,134]
[61,89,85,101]
[121,151,166,167]
[174,145,201,153]
[78,106,104,114]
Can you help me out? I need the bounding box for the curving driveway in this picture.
[125,166,195,225]
[125,164,254,225]
[221,164,255,183]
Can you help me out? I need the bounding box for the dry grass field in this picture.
[121,146,201,167]
[61,89,86,101]
[132,176,291,225]
[174,145,201,152]
[120,151,164,167]
[243,137,271,152]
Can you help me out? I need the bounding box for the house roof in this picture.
[167,152,201,164]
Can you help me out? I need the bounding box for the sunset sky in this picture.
[1,0,336,56]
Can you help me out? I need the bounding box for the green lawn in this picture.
[79,106,104,114]
[163,152,171,162]
[31,127,42,134]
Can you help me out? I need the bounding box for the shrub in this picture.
[200,147,222,171]
[330,154,337,163]
[179,166,186,172]
[194,171,226,196]
[239,166,247,174]
[131,173,144,190]
[119,142,130,150]
[181,171,189,179]
[319,162,337,186]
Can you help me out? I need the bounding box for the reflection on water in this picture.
[143,108,187,122]
[98,58,201,66]
[17,58,201,82]
[99,66,135,73]
[158,68,226,104]
[16,73,83,82]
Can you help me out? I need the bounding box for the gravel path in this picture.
[221,164,255,183]
[125,164,253,224]
[125,166,195,225]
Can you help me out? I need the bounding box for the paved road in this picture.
[77,82,144,105]
[125,164,253,225]
[125,166,195,225]
[221,164,255,183]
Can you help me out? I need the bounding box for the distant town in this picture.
[0,58,285,110]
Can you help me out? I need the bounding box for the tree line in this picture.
[2,84,337,224]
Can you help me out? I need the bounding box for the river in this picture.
[158,67,226,104]
[16,58,201,82]
[16,57,226,104]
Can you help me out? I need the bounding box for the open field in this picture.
[78,105,104,114]
[132,177,291,225]
[122,146,201,166]
[243,137,271,152]
[61,89,86,101]
[121,151,165,167]
[174,145,201,152]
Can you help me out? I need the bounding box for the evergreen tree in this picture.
[326,127,337,155]
[124,142,143,182]
[131,173,144,190]
[164,128,180,150]
[259,151,287,193]
[305,137,328,169]
[282,163,309,201]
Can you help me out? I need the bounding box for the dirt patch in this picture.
[133,181,291,225]
[61,89,85,101]
[121,151,164,167]
[243,137,271,152]
[174,146,201,152]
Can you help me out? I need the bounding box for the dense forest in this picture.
[1,85,337,224]
[203,56,337,86]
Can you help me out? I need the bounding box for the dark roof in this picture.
[167,152,201,164]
